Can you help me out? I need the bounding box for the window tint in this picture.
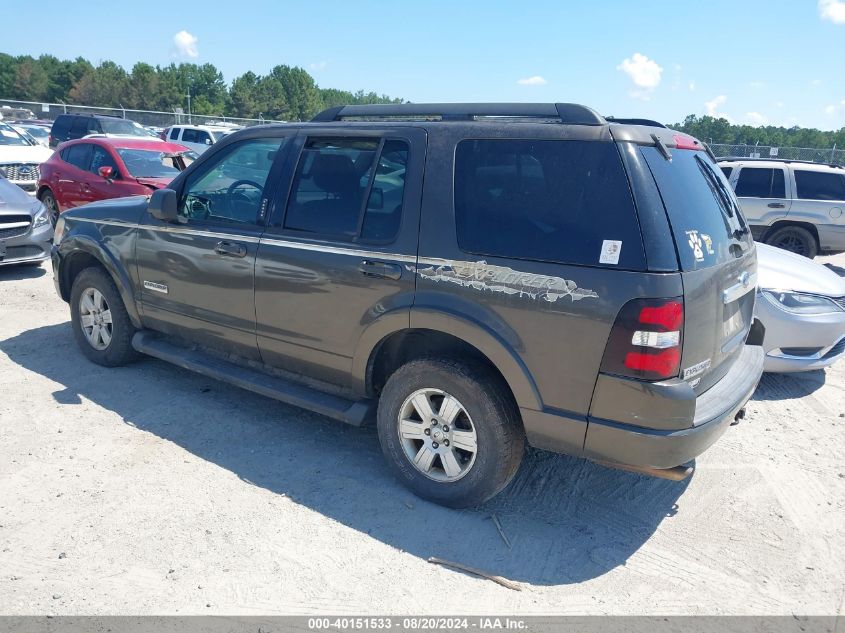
[284,137,408,242]
[168,128,180,141]
[69,118,89,137]
[179,137,284,226]
[795,170,845,201]
[454,139,644,269]
[51,117,70,138]
[181,129,198,143]
[196,131,211,144]
[720,166,732,180]
[735,167,785,198]
[90,146,119,177]
[641,147,750,271]
[64,143,92,171]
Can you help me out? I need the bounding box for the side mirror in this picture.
[205,138,212,145]
[98,166,114,180]
[148,188,179,222]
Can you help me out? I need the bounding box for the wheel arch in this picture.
[58,236,142,329]
[762,220,820,247]
[352,309,542,412]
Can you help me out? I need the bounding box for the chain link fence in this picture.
[710,143,845,166]
[0,98,284,129]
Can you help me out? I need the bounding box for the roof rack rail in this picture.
[311,103,606,126]
[716,156,844,169]
[605,116,667,128]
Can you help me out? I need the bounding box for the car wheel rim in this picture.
[79,287,113,351]
[775,233,805,255]
[44,195,58,225]
[397,388,478,482]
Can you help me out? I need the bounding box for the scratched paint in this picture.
[411,259,599,303]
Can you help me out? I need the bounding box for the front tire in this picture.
[39,189,59,227]
[377,358,524,508]
[70,267,138,367]
[765,225,818,258]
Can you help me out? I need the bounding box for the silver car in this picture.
[0,173,52,266]
[756,243,845,372]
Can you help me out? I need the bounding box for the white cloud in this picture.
[745,112,768,126]
[516,75,547,86]
[172,30,198,58]
[688,80,696,91]
[705,95,727,116]
[825,104,838,115]
[617,53,663,89]
[819,0,845,23]
[309,61,328,71]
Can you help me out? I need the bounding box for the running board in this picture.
[131,331,374,427]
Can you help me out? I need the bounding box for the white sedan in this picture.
[755,243,845,372]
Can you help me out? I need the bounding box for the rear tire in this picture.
[70,267,139,367]
[39,189,59,227]
[765,225,818,259]
[377,357,524,508]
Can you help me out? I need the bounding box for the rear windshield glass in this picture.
[455,139,645,269]
[642,147,751,271]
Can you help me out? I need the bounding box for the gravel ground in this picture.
[1,256,844,616]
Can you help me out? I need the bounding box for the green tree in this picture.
[268,65,322,121]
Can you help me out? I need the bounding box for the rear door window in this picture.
[642,147,750,271]
[735,167,785,198]
[283,137,409,243]
[64,143,92,171]
[794,170,845,201]
[454,139,645,269]
[69,118,89,138]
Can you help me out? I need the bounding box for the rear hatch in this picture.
[641,143,757,395]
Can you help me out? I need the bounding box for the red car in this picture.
[37,137,196,224]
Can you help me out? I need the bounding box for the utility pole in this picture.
[186,89,192,124]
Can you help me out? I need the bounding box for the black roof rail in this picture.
[716,156,844,169]
[311,103,607,126]
[605,116,667,128]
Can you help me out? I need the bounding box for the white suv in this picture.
[718,158,845,258]
[162,125,235,155]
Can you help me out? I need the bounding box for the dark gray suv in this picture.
[51,103,764,507]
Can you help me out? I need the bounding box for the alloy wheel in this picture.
[397,388,478,482]
[78,287,113,350]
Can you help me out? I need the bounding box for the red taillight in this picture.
[624,349,681,377]
[600,298,684,381]
[673,134,701,150]
[639,301,683,331]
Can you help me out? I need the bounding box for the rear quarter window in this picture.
[642,147,749,271]
[454,139,645,270]
[794,170,845,201]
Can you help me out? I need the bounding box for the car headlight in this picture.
[761,290,844,315]
[31,202,49,229]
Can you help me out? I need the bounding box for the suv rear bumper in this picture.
[581,344,763,468]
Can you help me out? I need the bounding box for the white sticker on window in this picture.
[599,240,622,265]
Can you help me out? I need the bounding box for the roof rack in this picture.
[716,156,844,169]
[605,116,667,128]
[311,103,607,126]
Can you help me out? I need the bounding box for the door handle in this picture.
[214,240,247,258]
[358,259,402,280]
[767,202,786,209]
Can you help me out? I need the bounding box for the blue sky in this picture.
[7,0,845,129]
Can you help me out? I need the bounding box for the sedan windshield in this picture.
[0,123,33,146]
[116,149,187,178]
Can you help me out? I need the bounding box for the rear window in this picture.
[641,147,750,271]
[794,170,845,201]
[454,139,645,269]
[735,167,785,198]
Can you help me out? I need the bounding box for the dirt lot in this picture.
[1,256,844,616]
